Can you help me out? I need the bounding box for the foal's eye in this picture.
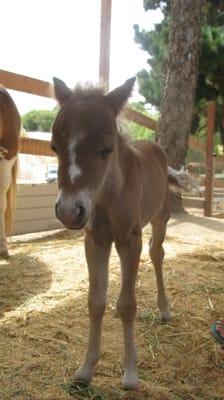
[98,146,113,159]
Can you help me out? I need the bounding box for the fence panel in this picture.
[12,183,60,235]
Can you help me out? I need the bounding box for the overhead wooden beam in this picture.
[99,0,112,90]
[0,70,54,98]
[1,70,207,158]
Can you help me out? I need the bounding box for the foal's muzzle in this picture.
[55,190,91,230]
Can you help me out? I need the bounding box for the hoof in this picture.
[161,313,172,323]
[74,366,93,384]
[160,306,171,323]
[122,370,139,390]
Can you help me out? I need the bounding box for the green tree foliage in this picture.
[144,0,170,14]
[134,0,224,148]
[23,109,57,132]
[134,21,169,107]
[197,24,224,104]
[134,1,170,106]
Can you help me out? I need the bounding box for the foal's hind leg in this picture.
[74,232,112,384]
[150,209,171,321]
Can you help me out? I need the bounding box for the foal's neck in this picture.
[101,131,129,200]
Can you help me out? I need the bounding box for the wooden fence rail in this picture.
[0,68,209,156]
[0,70,53,98]
[1,69,220,217]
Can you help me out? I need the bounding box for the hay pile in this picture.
[0,212,223,400]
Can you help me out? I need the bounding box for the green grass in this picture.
[62,381,108,400]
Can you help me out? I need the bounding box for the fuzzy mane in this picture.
[71,83,105,102]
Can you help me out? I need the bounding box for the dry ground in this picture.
[0,211,224,400]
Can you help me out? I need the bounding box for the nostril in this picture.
[76,204,85,219]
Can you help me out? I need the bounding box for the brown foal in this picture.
[52,77,192,389]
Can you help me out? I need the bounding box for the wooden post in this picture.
[204,101,216,217]
[99,0,112,91]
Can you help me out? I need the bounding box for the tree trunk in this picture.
[157,0,205,212]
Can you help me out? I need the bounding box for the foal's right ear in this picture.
[106,77,136,115]
[53,77,72,106]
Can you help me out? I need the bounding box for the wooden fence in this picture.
[1,69,221,227]
[13,183,60,235]
[0,69,210,155]
[186,102,224,216]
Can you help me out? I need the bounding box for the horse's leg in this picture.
[150,206,171,321]
[115,228,142,390]
[74,232,112,383]
[0,159,14,257]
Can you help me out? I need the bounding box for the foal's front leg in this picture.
[115,229,142,390]
[75,233,111,383]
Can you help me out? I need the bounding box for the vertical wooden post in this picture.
[99,0,112,91]
[204,101,216,217]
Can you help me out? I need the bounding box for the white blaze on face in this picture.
[68,140,82,184]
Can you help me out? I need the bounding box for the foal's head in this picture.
[52,77,135,229]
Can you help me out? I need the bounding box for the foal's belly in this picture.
[134,142,168,226]
[140,185,167,227]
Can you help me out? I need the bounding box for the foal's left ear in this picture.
[53,77,72,106]
[106,77,136,115]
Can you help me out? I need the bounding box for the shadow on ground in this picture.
[0,236,223,400]
[0,252,52,318]
[169,212,224,233]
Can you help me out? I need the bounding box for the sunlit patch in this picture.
[0,258,10,266]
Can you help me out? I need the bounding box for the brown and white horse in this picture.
[52,77,198,390]
[0,85,21,257]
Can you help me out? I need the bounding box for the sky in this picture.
[1,0,163,115]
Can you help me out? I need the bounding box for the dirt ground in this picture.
[0,210,224,400]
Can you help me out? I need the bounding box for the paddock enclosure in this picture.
[0,213,224,400]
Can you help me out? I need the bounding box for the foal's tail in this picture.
[167,166,201,193]
[5,158,18,234]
